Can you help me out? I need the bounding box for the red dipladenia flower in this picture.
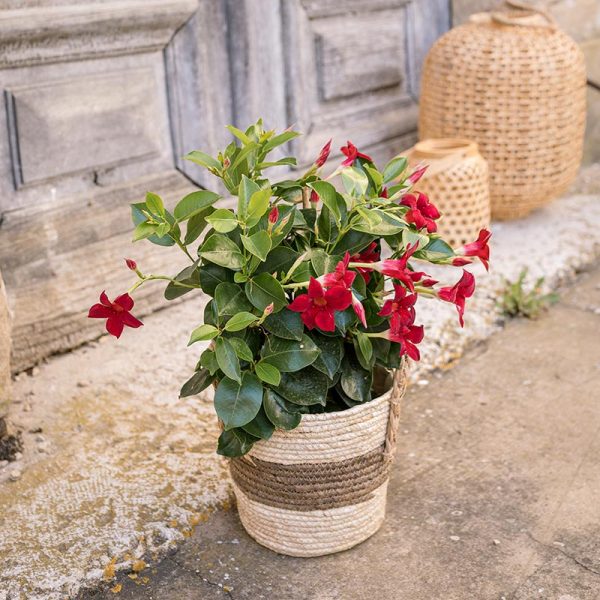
[380,187,389,199]
[310,190,320,203]
[460,228,492,271]
[321,252,355,289]
[351,242,380,283]
[452,257,472,267]
[315,139,332,168]
[288,278,351,332]
[340,141,373,167]
[268,206,279,224]
[88,291,143,338]
[438,270,476,327]
[379,284,417,325]
[400,192,440,233]
[386,322,425,361]
[376,243,419,291]
[407,164,428,185]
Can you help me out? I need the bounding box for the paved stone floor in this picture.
[82,266,600,600]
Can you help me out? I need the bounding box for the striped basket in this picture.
[230,365,408,557]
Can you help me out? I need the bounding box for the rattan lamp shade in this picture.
[406,139,490,247]
[418,7,586,220]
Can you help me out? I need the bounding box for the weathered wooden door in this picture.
[0,0,449,372]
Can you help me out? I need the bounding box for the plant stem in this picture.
[128,275,199,294]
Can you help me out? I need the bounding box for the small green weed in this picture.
[499,269,559,319]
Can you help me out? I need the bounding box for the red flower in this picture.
[386,322,425,361]
[376,243,419,291]
[340,141,373,167]
[379,284,417,325]
[321,252,356,289]
[310,190,320,203]
[315,139,332,168]
[438,270,476,327]
[268,206,279,224]
[351,294,367,327]
[460,229,491,271]
[125,258,137,271]
[88,291,143,338]
[351,242,380,283]
[287,278,352,331]
[452,257,472,267]
[407,164,428,185]
[400,192,440,233]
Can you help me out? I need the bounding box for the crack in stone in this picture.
[170,556,235,599]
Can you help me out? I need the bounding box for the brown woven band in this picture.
[230,446,391,511]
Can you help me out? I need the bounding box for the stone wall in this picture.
[0,273,10,424]
[452,0,600,163]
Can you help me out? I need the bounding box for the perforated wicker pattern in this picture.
[407,139,491,247]
[231,366,407,557]
[418,10,586,220]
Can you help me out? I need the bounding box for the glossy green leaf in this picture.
[217,428,258,457]
[133,221,158,242]
[187,324,219,345]
[214,282,253,317]
[224,311,258,332]
[341,167,369,196]
[237,175,260,221]
[214,337,241,384]
[145,192,165,216]
[198,263,234,296]
[308,332,343,380]
[184,208,214,245]
[184,150,221,170]
[261,334,320,372]
[214,372,263,430]
[263,388,302,430]
[332,230,376,256]
[308,180,340,223]
[255,246,299,276]
[340,352,372,402]
[310,249,342,277]
[241,406,275,440]
[241,230,271,261]
[383,156,408,184]
[276,368,329,406]
[164,263,200,300]
[245,273,286,312]
[246,187,272,228]
[206,209,238,233]
[200,348,219,375]
[174,190,220,222]
[255,361,281,386]
[179,368,213,398]
[199,234,244,269]
[262,310,303,341]
[228,337,254,362]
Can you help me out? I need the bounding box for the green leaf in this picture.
[246,187,272,228]
[164,263,200,300]
[199,264,234,296]
[230,142,259,172]
[199,233,244,269]
[245,273,287,312]
[263,388,302,430]
[145,192,165,216]
[355,332,373,366]
[188,324,219,345]
[256,157,297,169]
[340,352,372,402]
[205,208,238,233]
[255,361,281,386]
[228,337,254,363]
[277,368,329,406]
[263,130,300,153]
[352,208,406,236]
[200,348,219,375]
[155,222,170,238]
[241,231,271,262]
[261,334,320,372]
[217,428,258,457]
[310,249,342,277]
[332,230,376,256]
[308,181,341,223]
[237,176,260,221]
[214,338,241,384]
[308,332,343,380]
[262,310,303,341]
[226,124,252,145]
[174,190,220,222]
[241,406,275,440]
[215,282,253,317]
[184,150,221,170]
[214,372,263,430]
[133,221,158,242]
[184,208,214,245]
[383,156,408,184]
[341,167,369,196]
[224,311,258,332]
[131,203,177,247]
[418,237,455,260]
[180,368,214,398]
[255,246,299,276]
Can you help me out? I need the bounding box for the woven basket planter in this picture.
[406,139,490,247]
[229,366,408,557]
[418,4,586,220]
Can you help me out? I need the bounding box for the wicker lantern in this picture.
[406,139,490,247]
[419,4,586,220]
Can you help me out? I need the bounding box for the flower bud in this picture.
[125,258,137,271]
[263,303,274,316]
[268,206,279,224]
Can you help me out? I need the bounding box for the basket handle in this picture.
[491,0,557,29]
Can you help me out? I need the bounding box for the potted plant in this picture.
[88,121,490,556]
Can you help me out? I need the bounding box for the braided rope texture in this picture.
[419,14,586,220]
[231,367,407,556]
